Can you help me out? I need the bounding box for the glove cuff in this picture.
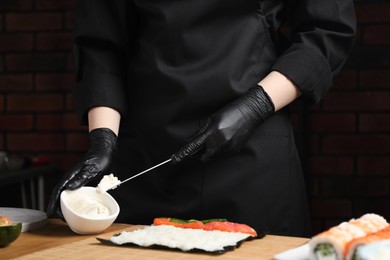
[242,86,275,124]
[89,127,117,153]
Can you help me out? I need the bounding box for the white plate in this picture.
[273,243,310,260]
[0,207,47,232]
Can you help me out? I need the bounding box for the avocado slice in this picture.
[0,223,22,247]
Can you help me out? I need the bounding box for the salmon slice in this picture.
[153,218,204,229]
[153,218,257,237]
[204,221,257,237]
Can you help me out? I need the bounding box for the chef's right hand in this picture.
[171,86,275,163]
[46,128,117,219]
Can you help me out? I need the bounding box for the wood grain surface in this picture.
[0,219,308,259]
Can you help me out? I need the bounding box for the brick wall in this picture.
[0,0,389,234]
[0,0,87,174]
[306,1,390,233]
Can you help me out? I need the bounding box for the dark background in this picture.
[0,0,389,235]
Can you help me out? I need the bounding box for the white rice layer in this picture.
[109,225,251,252]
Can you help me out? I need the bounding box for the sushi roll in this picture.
[309,214,388,260]
[345,226,390,260]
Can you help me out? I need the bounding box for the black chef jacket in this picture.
[72,0,356,237]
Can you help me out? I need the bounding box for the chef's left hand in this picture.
[171,86,275,163]
[46,128,117,220]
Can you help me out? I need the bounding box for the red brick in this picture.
[6,13,62,31]
[309,199,352,218]
[364,25,390,45]
[0,33,33,51]
[321,178,389,197]
[0,0,33,10]
[309,135,320,154]
[360,69,390,89]
[66,133,88,151]
[0,96,4,112]
[323,92,390,111]
[62,114,86,130]
[66,93,76,111]
[308,101,322,112]
[0,115,33,131]
[7,133,65,151]
[36,32,72,51]
[308,156,354,175]
[355,3,390,23]
[49,153,84,171]
[358,156,390,176]
[35,114,62,131]
[353,46,390,68]
[360,113,390,132]
[333,70,357,90]
[0,15,3,31]
[35,73,75,91]
[7,94,64,112]
[65,11,74,30]
[35,0,75,10]
[0,55,4,72]
[6,53,65,72]
[0,135,3,150]
[0,74,33,92]
[355,199,390,221]
[308,113,356,133]
[322,134,390,154]
[36,113,86,131]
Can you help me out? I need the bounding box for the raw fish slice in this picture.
[153,217,257,237]
[153,218,204,229]
[204,221,258,237]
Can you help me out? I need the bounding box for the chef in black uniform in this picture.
[48,0,356,237]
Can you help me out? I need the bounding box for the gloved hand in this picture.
[46,128,117,219]
[171,86,275,163]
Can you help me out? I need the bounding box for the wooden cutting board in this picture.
[0,207,47,232]
[14,225,308,259]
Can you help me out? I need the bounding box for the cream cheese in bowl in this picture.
[65,195,111,218]
[60,186,120,234]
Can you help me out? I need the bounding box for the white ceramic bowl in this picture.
[60,186,120,235]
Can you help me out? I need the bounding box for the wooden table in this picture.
[0,219,309,259]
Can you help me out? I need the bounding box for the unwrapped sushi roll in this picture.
[98,218,261,254]
[309,214,388,260]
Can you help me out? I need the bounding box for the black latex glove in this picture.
[171,86,275,163]
[46,128,117,219]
